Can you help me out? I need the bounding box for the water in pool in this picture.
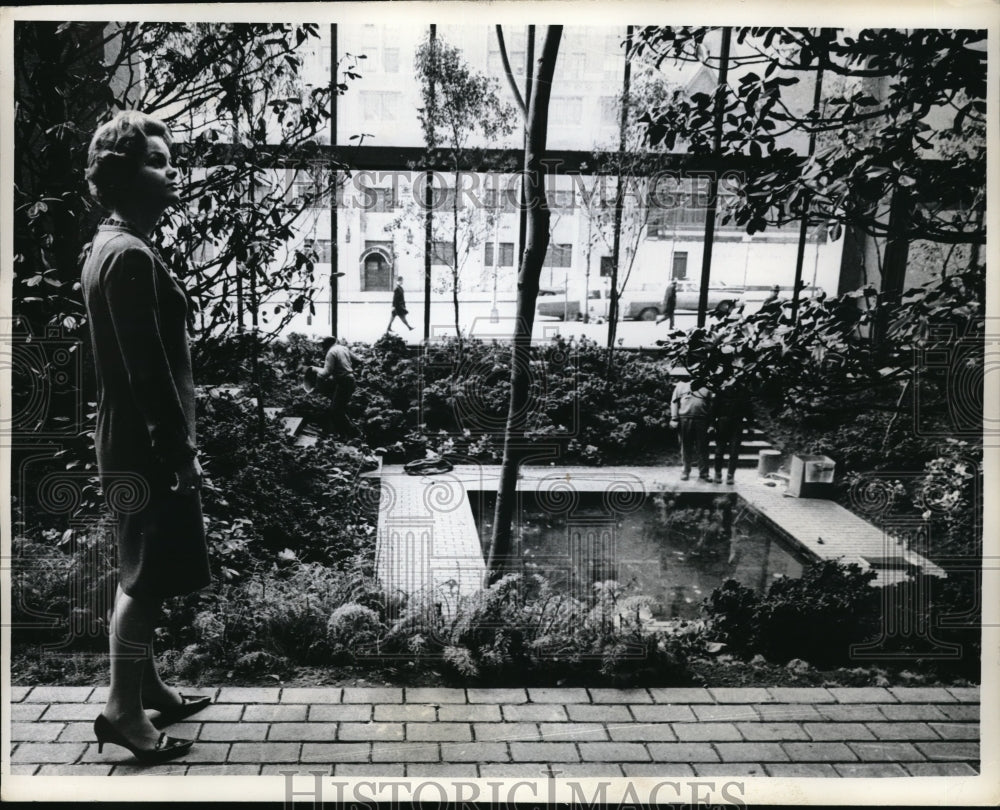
[470,489,811,621]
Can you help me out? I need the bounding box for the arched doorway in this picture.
[360,245,393,291]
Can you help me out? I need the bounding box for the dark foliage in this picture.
[704,560,980,678]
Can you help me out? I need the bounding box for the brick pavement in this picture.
[6,686,979,776]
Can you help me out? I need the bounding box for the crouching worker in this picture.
[304,337,363,440]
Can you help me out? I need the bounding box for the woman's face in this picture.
[132,135,180,211]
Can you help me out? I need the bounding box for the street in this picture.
[326,298,707,348]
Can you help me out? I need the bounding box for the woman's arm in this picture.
[103,247,197,469]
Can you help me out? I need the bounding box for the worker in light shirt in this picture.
[669,371,713,482]
[304,337,364,440]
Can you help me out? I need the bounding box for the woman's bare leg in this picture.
[101,585,163,745]
[141,651,183,711]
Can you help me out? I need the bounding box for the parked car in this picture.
[536,280,745,321]
[536,287,620,321]
[623,280,745,319]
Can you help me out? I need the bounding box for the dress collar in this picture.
[99,218,166,262]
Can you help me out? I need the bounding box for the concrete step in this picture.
[705,427,777,468]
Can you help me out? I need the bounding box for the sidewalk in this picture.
[8,685,979,777]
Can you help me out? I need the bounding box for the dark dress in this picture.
[81,223,211,600]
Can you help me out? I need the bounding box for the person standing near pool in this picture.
[669,371,714,481]
[81,110,211,763]
[710,378,752,485]
[387,275,414,332]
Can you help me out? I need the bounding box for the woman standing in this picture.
[81,111,211,763]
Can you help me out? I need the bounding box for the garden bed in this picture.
[11,325,983,694]
[11,650,978,691]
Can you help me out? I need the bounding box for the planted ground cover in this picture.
[12,306,982,688]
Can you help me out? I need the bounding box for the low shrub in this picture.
[266,333,679,465]
[197,390,380,567]
[703,559,980,678]
[872,572,981,681]
[383,574,691,686]
[157,559,388,676]
[11,519,118,651]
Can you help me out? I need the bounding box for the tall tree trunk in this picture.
[791,33,825,323]
[486,26,562,585]
[452,166,461,348]
[329,23,340,337]
[606,24,632,368]
[696,26,731,328]
[423,24,436,343]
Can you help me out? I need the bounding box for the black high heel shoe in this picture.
[149,694,212,729]
[94,714,194,764]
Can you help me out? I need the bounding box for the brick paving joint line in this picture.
[8,687,980,775]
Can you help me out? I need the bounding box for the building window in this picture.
[431,186,456,211]
[304,238,332,263]
[600,96,619,126]
[672,251,688,280]
[648,182,709,236]
[372,188,395,213]
[360,91,401,122]
[600,256,614,277]
[553,96,583,125]
[383,47,399,73]
[293,177,329,208]
[566,52,586,79]
[604,32,623,73]
[362,255,391,291]
[485,187,517,212]
[543,243,572,268]
[484,242,515,267]
[488,46,523,74]
[432,240,456,266]
[361,241,393,291]
[361,92,380,122]
[551,190,574,211]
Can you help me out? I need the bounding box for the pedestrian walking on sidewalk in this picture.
[761,284,781,308]
[387,275,414,332]
[656,279,677,328]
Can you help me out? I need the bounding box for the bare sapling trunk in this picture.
[486,26,562,584]
[452,168,461,347]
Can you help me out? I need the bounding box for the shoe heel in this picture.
[94,716,106,752]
